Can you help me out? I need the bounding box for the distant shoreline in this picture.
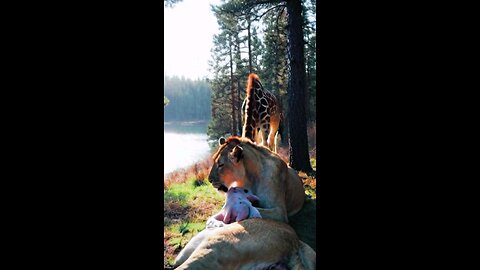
[164,120,209,126]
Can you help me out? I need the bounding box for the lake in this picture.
[164,121,213,176]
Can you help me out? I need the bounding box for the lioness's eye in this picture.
[218,163,224,168]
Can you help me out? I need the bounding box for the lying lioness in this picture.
[174,188,316,270]
[207,136,316,252]
[208,136,305,223]
[174,219,316,270]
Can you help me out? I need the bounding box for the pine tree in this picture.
[285,0,313,173]
[209,3,255,138]
[216,0,314,173]
[302,0,316,124]
[261,7,289,145]
[208,7,245,137]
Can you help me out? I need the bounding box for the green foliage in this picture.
[177,222,205,236]
[193,178,207,187]
[164,187,190,207]
[164,177,225,267]
[261,6,288,95]
[207,104,233,140]
[164,178,224,207]
[208,2,274,138]
[168,234,183,248]
[302,0,316,123]
[179,223,190,235]
[165,221,208,263]
[166,256,176,268]
[208,0,316,140]
[207,28,236,138]
[305,185,316,200]
[260,6,289,131]
[164,96,170,107]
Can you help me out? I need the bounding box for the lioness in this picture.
[174,187,315,270]
[208,136,305,223]
[174,219,316,270]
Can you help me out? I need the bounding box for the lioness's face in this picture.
[208,138,247,192]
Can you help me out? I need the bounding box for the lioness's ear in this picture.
[228,145,243,163]
[219,137,226,145]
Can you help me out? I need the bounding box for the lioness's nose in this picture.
[208,168,214,183]
[208,177,213,183]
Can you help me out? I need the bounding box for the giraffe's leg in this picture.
[255,128,262,145]
[249,126,257,144]
[261,124,270,148]
[268,114,281,153]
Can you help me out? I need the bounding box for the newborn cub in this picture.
[175,187,262,267]
[206,187,261,229]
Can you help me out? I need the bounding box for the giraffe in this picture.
[241,73,282,153]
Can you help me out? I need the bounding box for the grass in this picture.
[164,158,213,190]
[164,176,224,268]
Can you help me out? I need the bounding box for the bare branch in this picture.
[250,4,286,21]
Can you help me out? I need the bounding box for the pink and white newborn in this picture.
[206,187,262,228]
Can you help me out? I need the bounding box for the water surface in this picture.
[164,121,211,176]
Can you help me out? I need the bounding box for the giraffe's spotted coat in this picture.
[241,73,282,153]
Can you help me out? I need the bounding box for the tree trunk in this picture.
[237,76,243,133]
[229,39,238,135]
[247,16,253,74]
[305,50,311,123]
[286,0,313,173]
[278,95,288,146]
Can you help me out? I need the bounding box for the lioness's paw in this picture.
[206,217,225,229]
[249,206,262,219]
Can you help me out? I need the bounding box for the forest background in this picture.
[164,0,316,172]
[164,0,317,267]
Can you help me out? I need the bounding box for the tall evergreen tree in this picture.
[207,32,236,138]
[214,0,314,173]
[209,7,246,137]
[302,0,316,124]
[210,3,265,138]
[261,7,289,145]
[285,0,312,173]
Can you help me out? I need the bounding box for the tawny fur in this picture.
[209,136,305,223]
[174,219,316,270]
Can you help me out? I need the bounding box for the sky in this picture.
[164,0,222,80]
